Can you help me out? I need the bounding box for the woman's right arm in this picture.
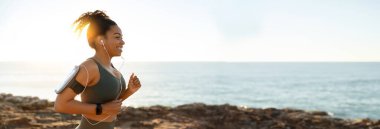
[54,88,122,115]
[54,61,121,115]
[54,87,97,114]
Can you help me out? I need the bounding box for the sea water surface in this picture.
[0,61,379,119]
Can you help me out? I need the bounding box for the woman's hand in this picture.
[101,100,122,115]
[118,73,141,101]
[127,73,141,94]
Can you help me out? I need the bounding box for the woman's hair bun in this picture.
[73,10,117,48]
[73,10,109,35]
[89,10,110,22]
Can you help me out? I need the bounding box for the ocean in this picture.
[0,62,379,119]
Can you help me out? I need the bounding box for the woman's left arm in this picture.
[119,73,141,101]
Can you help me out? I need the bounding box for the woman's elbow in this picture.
[54,98,70,113]
[53,101,64,113]
[54,91,76,114]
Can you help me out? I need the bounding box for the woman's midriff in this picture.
[83,114,117,122]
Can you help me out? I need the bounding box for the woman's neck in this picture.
[93,52,112,67]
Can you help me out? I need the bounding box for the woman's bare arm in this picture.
[54,87,97,114]
[119,73,141,101]
[54,62,98,114]
[54,61,122,115]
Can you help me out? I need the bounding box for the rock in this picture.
[6,117,32,127]
[264,108,282,117]
[176,103,207,111]
[1,93,380,129]
[4,96,23,104]
[0,93,12,101]
[310,111,329,116]
[20,99,49,110]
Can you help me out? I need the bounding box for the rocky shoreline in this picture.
[0,93,379,129]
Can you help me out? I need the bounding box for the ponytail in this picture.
[73,10,117,48]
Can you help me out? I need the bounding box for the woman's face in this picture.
[104,25,125,57]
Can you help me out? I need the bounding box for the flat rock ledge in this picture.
[1,93,379,129]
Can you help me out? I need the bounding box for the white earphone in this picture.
[100,39,111,61]
[99,39,126,68]
[100,40,104,45]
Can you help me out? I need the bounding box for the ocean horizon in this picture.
[1,61,379,119]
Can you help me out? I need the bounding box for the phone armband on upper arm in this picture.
[54,66,80,94]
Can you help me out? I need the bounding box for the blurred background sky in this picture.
[0,0,379,62]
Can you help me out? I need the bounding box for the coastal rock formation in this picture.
[0,93,379,129]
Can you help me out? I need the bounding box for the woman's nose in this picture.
[121,40,125,45]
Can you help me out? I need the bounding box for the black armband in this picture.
[96,103,102,115]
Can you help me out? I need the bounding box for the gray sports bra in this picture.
[68,58,126,104]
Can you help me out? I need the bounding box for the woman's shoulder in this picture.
[75,59,100,86]
[79,59,98,71]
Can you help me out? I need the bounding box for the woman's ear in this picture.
[96,36,105,46]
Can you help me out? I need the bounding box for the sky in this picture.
[0,0,379,62]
